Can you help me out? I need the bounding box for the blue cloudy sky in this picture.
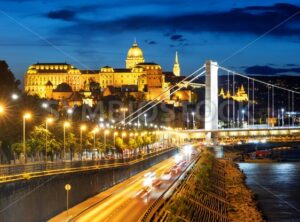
[1,0,300,80]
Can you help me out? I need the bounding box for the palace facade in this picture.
[24,40,191,105]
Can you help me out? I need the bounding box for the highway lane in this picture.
[50,149,194,222]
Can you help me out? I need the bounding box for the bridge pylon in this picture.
[205,60,219,141]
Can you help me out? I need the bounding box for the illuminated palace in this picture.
[24,40,190,106]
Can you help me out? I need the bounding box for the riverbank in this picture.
[146,148,264,221]
[223,159,264,222]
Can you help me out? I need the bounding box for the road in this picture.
[49,151,194,222]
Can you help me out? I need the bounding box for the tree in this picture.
[27,125,61,160]
[0,60,20,97]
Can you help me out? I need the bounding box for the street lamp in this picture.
[241,109,245,127]
[11,93,19,100]
[92,127,99,149]
[144,113,147,126]
[186,113,190,129]
[23,113,31,163]
[191,112,195,129]
[113,132,118,148]
[42,102,49,109]
[122,132,127,140]
[63,121,70,160]
[281,108,285,126]
[104,130,110,154]
[80,125,87,159]
[0,104,5,114]
[45,117,54,162]
[120,107,128,125]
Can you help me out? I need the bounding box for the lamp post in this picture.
[23,113,31,163]
[45,117,54,162]
[113,132,118,148]
[241,109,245,127]
[144,113,147,126]
[186,113,190,129]
[104,130,109,154]
[281,108,285,127]
[122,132,126,140]
[80,125,86,160]
[92,127,99,160]
[63,121,70,161]
[191,112,195,129]
[120,107,128,125]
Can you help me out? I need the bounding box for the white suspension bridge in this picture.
[119,60,300,144]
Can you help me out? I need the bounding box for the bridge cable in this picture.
[217,65,300,95]
[125,70,206,126]
[118,65,205,125]
[288,91,291,126]
[247,78,250,127]
[227,71,230,128]
[267,85,270,127]
[292,91,295,126]
[272,86,275,119]
[233,73,235,128]
[252,79,255,126]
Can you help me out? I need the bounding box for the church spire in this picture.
[173,51,180,76]
[175,51,179,64]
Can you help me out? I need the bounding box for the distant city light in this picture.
[42,102,49,108]
[11,94,19,100]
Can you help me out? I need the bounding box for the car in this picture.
[152,179,163,187]
[137,186,152,198]
[161,170,172,180]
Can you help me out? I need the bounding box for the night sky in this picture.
[1,0,300,81]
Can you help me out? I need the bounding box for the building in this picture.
[24,40,189,105]
[219,85,248,102]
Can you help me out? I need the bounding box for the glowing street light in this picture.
[241,109,245,126]
[23,112,31,163]
[42,102,49,109]
[11,93,19,100]
[113,132,118,148]
[45,117,54,162]
[191,112,195,129]
[63,121,70,160]
[144,113,147,126]
[120,107,128,125]
[104,130,110,152]
[80,125,87,157]
[0,104,5,114]
[92,127,99,150]
[67,108,73,115]
[122,132,127,140]
[281,108,285,126]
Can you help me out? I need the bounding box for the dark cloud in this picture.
[170,34,184,41]
[56,3,300,38]
[148,40,156,45]
[245,65,300,75]
[47,10,76,21]
[144,39,157,45]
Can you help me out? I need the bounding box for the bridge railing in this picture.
[0,147,177,177]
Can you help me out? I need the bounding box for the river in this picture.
[239,162,300,222]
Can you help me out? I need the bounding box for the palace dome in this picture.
[127,41,143,59]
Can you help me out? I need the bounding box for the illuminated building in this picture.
[24,40,190,105]
[219,84,248,102]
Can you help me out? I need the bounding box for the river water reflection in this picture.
[239,162,300,222]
